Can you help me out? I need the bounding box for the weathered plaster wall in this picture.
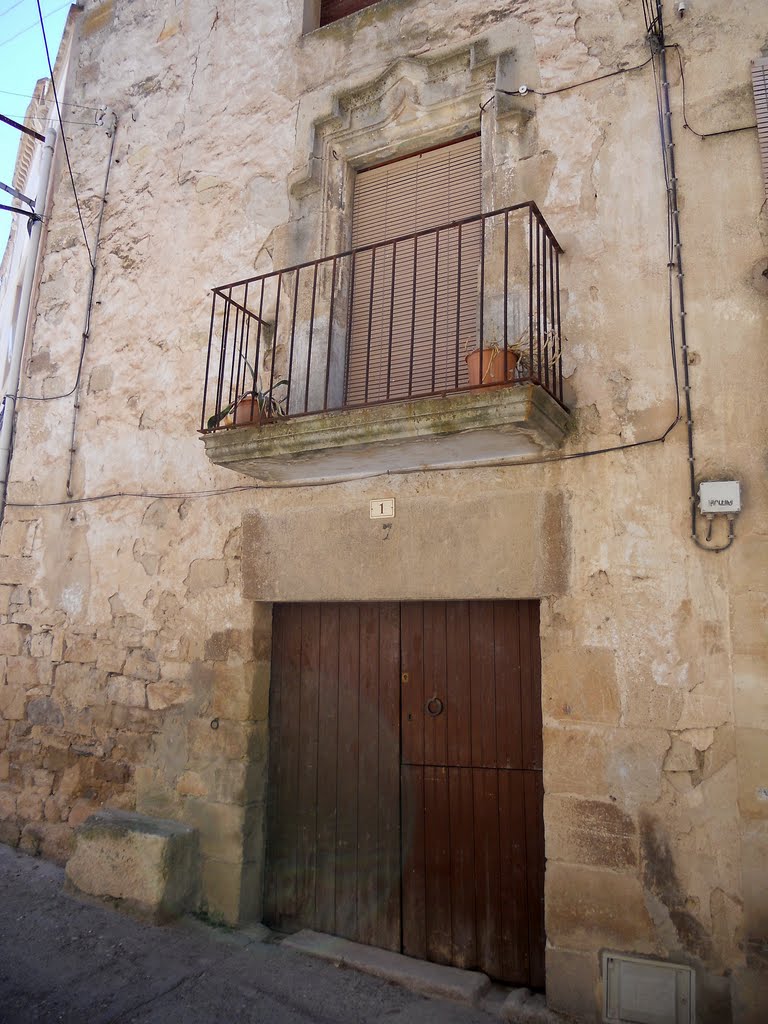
[0,0,766,1020]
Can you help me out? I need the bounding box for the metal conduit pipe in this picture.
[654,21,734,552]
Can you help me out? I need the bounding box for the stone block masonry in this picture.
[0,0,766,1021]
[65,809,199,921]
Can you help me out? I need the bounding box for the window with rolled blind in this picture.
[752,55,768,199]
[345,135,482,406]
[320,0,382,26]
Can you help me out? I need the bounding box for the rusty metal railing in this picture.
[200,202,564,433]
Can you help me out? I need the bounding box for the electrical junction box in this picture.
[698,480,741,515]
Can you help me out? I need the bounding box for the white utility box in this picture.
[698,480,741,514]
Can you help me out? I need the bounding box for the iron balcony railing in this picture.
[201,202,564,433]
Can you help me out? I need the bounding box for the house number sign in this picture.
[370,498,395,519]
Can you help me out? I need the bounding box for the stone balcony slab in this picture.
[202,383,570,485]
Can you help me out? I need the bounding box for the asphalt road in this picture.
[0,843,502,1024]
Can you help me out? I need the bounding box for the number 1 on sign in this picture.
[370,498,395,519]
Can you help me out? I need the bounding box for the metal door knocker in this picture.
[426,695,444,717]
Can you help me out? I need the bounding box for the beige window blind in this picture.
[752,55,768,199]
[346,135,482,405]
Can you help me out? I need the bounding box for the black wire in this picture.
[0,87,101,112]
[0,1,69,48]
[5,423,686,508]
[7,484,266,507]
[4,114,100,127]
[499,54,654,98]
[667,43,757,139]
[0,0,25,19]
[36,0,94,268]
[19,121,117,406]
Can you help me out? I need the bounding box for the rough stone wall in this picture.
[0,0,766,1021]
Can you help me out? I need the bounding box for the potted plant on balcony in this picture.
[464,327,561,387]
[206,357,288,430]
[464,343,520,386]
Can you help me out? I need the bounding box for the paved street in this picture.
[0,843,504,1024]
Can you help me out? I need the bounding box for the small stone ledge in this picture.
[65,810,200,923]
[203,384,570,484]
[282,929,491,1004]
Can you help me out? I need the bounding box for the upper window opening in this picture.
[320,0,383,27]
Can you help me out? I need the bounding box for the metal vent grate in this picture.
[603,953,694,1024]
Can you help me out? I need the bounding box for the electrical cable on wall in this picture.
[19,108,118,407]
[645,1,735,552]
[667,43,757,139]
[63,110,119,498]
[497,43,758,140]
[498,54,654,99]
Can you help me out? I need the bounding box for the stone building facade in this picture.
[0,1,766,1021]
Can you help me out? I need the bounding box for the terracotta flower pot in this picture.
[465,346,519,386]
[231,395,271,426]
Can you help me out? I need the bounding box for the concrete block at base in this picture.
[282,929,490,1004]
[65,809,199,922]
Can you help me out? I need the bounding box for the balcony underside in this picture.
[202,383,570,485]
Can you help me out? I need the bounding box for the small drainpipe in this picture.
[0,128,57,522]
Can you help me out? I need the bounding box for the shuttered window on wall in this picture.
[320,0,382,26]
[752,56,768,199]
[346,135,482,405]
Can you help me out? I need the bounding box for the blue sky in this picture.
[0,0,70,251]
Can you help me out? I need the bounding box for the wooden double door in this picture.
[264,601,544,987]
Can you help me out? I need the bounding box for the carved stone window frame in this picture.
[287,43,536,262]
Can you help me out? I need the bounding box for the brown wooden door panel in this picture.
[376,602,402,949]
[447,766,477,969]
[265,603,400,950]
[400,602,424,767]
[445,602,472,766]
[401,764,426,959]
[266,600,543,987]
[400,764,539,985]
[493,601,524,769]
[401,601,539,770]
[469,602,498,768]
[315,604,340,935]
[400,600,543,985]
[334,604,360,940]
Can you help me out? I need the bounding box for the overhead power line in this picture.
[35,0,94,267]
[0,0,25,20]
[0,1,69,48]
[4,113,100,127]
[0,87,101,113]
